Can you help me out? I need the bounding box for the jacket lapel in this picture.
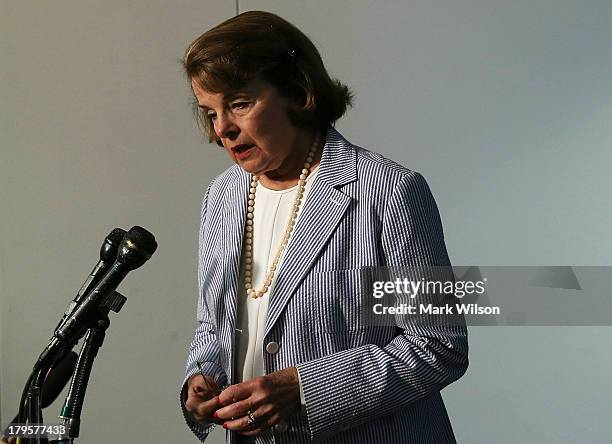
[222,167,250,366]
[264,127,358,337]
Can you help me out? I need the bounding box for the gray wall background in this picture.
[1,1,611,443]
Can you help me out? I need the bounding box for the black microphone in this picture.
[52,228,126,336]
[40,351,79,407]
[3,351,78,439]
[35,226,157,370]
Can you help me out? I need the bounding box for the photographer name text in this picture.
[372,303,500,315]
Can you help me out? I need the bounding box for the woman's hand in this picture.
[214,367,301,435]
[185,374,224,425]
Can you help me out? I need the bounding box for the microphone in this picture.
[40,351,79,407]
[52,228,127,336]
[3,351,78,439]
[35,226,157,370]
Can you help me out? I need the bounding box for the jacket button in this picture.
[265,341,280,354]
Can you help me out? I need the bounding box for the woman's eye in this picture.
[231,101,250,110]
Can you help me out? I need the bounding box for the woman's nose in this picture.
[214,112,239,140]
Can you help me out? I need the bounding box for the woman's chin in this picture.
[236,158,273,177]
[237,161,264,176]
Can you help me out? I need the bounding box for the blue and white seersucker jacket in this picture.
[181,126,468,443]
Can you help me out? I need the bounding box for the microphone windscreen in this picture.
[41,351,78,407]
[127,226,157,256]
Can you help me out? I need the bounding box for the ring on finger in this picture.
[246,410,256,427]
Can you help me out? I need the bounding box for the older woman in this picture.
[180,11,468,444]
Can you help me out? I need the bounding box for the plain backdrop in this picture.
[1,1,611,443]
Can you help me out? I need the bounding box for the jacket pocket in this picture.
[308,268,376,333]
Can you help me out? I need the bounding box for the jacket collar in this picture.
[315,126,358,188]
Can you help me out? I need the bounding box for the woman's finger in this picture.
[189,374,219,397]
[218,378,260,406]
[238,412,282,436]
[215,396,257,420]
[223,403,278,432]
[187,395,223,424]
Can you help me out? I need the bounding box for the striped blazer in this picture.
[181,126,468,443]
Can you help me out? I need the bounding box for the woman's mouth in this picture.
[232,144,255,160]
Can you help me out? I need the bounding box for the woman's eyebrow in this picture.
[226,86,258,99]
[197,90,254,110]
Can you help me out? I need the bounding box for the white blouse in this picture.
[234,166,320,387]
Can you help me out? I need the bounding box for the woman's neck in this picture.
[258,132,323,191]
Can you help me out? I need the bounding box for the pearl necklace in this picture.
[244,133,321,299]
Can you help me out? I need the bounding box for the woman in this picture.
[180,11,468,444]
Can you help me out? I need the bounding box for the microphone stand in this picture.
[25,368,47,444]
[54,290,126,443]
[57,314,110,442]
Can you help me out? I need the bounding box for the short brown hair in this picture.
[182,11,352,143]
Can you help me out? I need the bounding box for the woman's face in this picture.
[192,77,311,179]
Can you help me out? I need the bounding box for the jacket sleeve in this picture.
[296,171,469,441]
[179,183,229,442]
